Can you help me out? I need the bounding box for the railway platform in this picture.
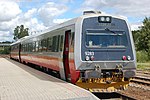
[0,58,98,100]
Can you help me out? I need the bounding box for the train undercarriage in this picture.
[76,69,130,92]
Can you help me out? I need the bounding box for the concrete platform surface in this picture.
[0,58,99,100]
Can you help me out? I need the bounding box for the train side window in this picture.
[70,32,74,46]
[28,43,30,52]
[52,35,59,52]
[32,42,36,52]
[47,37,53,52]
[23,44,25,52]
[27,44,28,52]
[42,39,47,52]
[27,44,29,52]
[52,36,57,52]
[25,44,26,52]
[39,41,42,52]
[59,35,64,51]
[35,41,39,52]
[57,35,60,52]
[24,44,25,52]
[28,43,32,52]
[24,44,26,52]
[21,45,24,52]
[21,44,23,52]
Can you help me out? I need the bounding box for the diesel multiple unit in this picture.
[10,11,136,92]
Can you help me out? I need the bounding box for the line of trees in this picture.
[132,17,150,62]
[13,25,29,40]
[0,25,29,54]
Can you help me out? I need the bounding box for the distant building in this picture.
[0,43,10,50]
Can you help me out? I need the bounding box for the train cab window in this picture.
[86,30,128,48]
[47,37,53,52]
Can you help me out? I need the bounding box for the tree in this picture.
[13,26,20,40]
[132,30,140,50]
[13,25,29,40]
[134,17,150,57]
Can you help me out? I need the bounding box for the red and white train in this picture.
[10,11,136,92]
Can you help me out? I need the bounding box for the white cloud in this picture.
[57,0,74,3]
[0,31,13,42]
[0,1,22,41]
[0,1,21,21]
[80,0,150,17]
[53,18,71,24]
[131,22,143,31]
[0,1,69,42]
[24,8,37,20]
[38,2,68,26]
[0,2,47,41]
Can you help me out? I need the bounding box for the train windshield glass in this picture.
[86,30,128,48]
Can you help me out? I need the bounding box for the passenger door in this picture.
[63,30,71,81]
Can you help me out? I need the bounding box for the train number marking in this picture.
[85,51,94,56]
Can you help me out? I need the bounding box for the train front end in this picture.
[75,13,136,92]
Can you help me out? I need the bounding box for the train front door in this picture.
[63,30,71,81]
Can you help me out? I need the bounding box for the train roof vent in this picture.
[83,11,101,15]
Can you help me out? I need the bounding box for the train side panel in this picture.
[19,24,80,83]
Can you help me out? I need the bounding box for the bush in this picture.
[136,51,149,63]
[0,47,10,54]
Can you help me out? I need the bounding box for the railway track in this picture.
[131,75,150,85]
[119,72,150,100]
[0,54,9,58]
[117,93,136,100]
[130,72,150,90]
[137,70,150,75]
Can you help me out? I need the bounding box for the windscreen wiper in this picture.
[105,28,116,34]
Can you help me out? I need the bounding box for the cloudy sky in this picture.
[0,0,149,42]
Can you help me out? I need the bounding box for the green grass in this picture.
[136,50,150,71]
[137,63,150,70]
[136,51,149,63]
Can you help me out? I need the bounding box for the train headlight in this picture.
[122,56,127,60]
[91,56,94,61]
[100,17,105,21]
[127,56,131,61]
[98,16,111,23]
[106,17,110,22]
[86,56,90,61]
